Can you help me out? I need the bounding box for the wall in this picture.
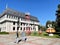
[0,14,40,32]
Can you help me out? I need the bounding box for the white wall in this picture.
[0,23,6,32]
[0,14,40,32]
[6,22,17,32]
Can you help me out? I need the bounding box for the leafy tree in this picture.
[38,25,46,31]
[52,21,56,29]
[46,20,52,28]
[55,4,60,33]
[38,25,40,30]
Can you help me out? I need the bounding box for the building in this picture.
[0,8,40,32]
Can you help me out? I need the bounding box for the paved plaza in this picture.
[0,34,60,45]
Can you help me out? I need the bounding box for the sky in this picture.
[0,0,60,26]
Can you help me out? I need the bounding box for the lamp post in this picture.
[17,17,19,38]
[33,22,35,31]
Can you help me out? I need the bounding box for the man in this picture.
[14,30,27,44]
[20,30,27,41]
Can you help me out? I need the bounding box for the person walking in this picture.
[20,30,27,42]
[14,30,27,44]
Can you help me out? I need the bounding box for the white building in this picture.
[0,8,40,32]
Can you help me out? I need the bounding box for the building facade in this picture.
[0,8,40,32]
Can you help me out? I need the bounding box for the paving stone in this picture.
[0,35,60,45]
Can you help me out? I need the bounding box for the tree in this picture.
[38,25,46,31]
[52,21,56,29]
[46,20,56,28]
[55,4,60,33]
[46,20,52,28]
[38,25,40,30]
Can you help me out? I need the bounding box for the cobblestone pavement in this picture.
[0,34,60,45]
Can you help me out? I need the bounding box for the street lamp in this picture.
[33,22,35,31]
[17,17,19,38]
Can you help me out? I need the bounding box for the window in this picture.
[26,23,28,26]
[17,27,19,30]
[15,16,17,19]
[7,15,8,18]
[20,27,22,30]
[13,27,15,30]
[9,15,10,18]
[24,27,25,30]
[13,22,15,25]
[21,23,22,25]
[31,24,32,26]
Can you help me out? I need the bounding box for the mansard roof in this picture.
[0,8,39,22]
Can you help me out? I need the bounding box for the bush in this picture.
[31,31,40,36]
[0,32,9,34]
[33,31,37,35]
[41,32,48,36]
[54,32,60,36]
[25,30,31,36]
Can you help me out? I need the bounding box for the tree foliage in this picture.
[38,25,40,30]
[46,21,56,29]
[46,20,52,28]
[38,25,46,31]
[55,4,60,33]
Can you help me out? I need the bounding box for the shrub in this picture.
[31,31,39,36]
[25,30,31,36]
[31,31,60,38]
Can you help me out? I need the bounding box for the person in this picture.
[14,30,27,44]
[20,30,27,41]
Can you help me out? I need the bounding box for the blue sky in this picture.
[0,0,60,26]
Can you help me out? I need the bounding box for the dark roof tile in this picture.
[0,8,39,22]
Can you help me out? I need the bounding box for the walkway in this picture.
[0,34,60,45]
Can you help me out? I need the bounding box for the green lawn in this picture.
[0,32,9,34]
[30,31,60,38]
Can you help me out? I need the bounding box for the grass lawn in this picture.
[30,31,60,38]
[0,32,9,34]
